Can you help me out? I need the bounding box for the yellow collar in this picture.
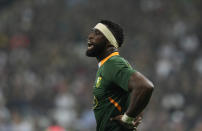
[98,52,119,68]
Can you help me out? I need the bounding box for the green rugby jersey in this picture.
[93,52,136,131]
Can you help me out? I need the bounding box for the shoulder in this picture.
[104,55,131,69]
[107,55,128,65]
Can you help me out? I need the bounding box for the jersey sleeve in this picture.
[104,57,136,91]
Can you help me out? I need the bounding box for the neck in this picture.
[96,47,118,62]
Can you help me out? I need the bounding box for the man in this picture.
[86,20,154,131]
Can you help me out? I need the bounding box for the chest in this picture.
[93,67,113,100]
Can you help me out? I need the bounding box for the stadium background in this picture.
[0,0,201,130]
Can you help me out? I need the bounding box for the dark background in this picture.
[0,0,201,130]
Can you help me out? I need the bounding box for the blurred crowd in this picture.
[0,0,201,131]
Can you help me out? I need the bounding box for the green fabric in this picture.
[93,55,136,131]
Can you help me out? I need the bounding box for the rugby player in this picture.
[86,20,154,131]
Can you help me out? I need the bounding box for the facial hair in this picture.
[86,41,106,57]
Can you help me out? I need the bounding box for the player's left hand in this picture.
[110,114,142,131]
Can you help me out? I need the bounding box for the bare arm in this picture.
[126,71,154,117]
[110,71,154,130]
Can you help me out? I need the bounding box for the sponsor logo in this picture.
[93,96,98,109]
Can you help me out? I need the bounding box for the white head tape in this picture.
[94,23,119,48]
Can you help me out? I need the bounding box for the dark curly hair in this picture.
[99,20,124,47]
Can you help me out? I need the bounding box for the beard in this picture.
[86,42,106,57]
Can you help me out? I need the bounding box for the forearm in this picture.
[126,85,153,117]
[112,72,154,129]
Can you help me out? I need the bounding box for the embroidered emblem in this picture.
[96,77,102,88]
[93,96,98,109]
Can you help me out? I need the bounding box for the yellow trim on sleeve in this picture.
[108,97,122,112]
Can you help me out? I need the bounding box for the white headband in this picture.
[94,23,119,48]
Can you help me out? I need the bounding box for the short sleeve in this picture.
[104,57,136,91]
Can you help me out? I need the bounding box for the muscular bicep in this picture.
[128,72,154,92]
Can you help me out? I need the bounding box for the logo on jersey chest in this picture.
[93,96,98,109]
[96,76,102,88]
